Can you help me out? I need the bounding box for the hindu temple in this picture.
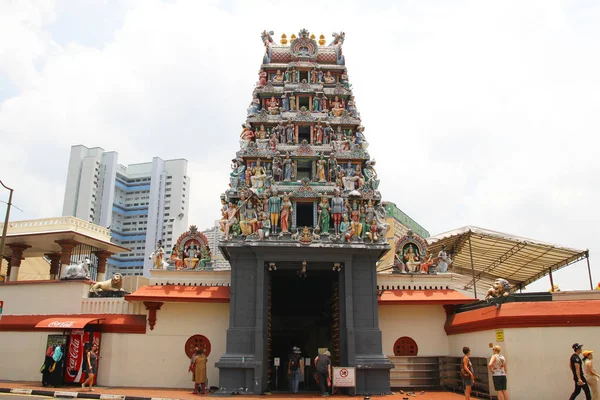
[215,29,393,395]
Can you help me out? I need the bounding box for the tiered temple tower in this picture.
[216,29,392,395]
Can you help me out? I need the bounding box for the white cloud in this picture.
[0,0,599,290]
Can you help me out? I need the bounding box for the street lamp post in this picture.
[0,180,14,276]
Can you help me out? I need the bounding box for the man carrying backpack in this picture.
[288,347,304,394]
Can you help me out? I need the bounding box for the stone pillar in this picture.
[294,124,299,143]
[55,239,79,276]
[93,250,112,282]
[45,253,62,280]
[309,95,313,111]
[7,243,31,282]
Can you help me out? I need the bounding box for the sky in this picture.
[1,0,599,291]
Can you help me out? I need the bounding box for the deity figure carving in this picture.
[316,154,327,182]
[355,125,367,148]
[230,158,246,190]
[348,98,359,119]
[359,205,367,239]
[240,124,254,150]
[184,245,199,269]
[258,69,267,86]
[486,278,512,308]
[317,196,331,234]
[341,69,350,90]
[324,71,336,84]
[268,189,281,234]
[286,122,295,144]
[258,212,271,240]
[363,160,380,190]
[269,133,278,151]
[291,67,298,83]
[290,95,296,111]
[312,95,321,112]
[321,95,329,112]
[198,246,211,270]
[310,68,318,83]
[272,154,283,182]
[282,152,294,181]
[318,69,323,83]
[261,30,274,64]
[247,96,261,116]
[420,251,434,274]
[250,158,268,192]
[329,31,346,65]
[267,96,279,115]
[404,245,421,273]
[240,201,259,236]
[331,189,344,235]
[366,220,379,243]
[170,245,183,270]
[151,240,167,269]
[340,214,354,242]
[437,245,452,273]
[328,152,337,182]
[280,192,293,233]
[323,122,332,145]
[256,124,267,139]
[331,96,344,117]
[350,201,363,238]
[273,69,284,83]
[314,121,324,144]
[365,200,375,225]
[281,93,290,111]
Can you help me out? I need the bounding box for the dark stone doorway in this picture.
[269,269,337,392]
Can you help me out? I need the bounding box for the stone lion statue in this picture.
[89,273,124,293]
[60,258,91,280]
[485,278,512,308]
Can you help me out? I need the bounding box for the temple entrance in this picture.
[268,268,338,392]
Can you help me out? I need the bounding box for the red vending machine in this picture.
[64,330,102,384]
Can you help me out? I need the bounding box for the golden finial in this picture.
[280,34,288,45]
[291,33,297,41]
[319,34,326,46]
[310,33,316,40]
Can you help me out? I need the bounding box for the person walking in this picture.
[570,343,591,400]
[81,344,98,391]
[488,345,508,400]
[461,346,475,400]
[48,344,63,387]
[288,347,304,394]
[191,348,207,394]
[314,350,331,397]
[583,350,600,399]
[41,345,54,387]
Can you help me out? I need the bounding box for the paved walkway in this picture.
[0,382,470,400]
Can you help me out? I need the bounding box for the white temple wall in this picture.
[1,281,91,315]
[98,302,229,388]
[379,305,449,356]
[0,331,63,381]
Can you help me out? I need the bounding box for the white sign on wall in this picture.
[305,357,311,366]
[274,357,280,367]
[332,367,356,388]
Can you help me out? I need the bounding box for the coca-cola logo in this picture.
[66,337,80,377]
[48,321,76,328]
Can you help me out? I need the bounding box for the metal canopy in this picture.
[426,226,589,296]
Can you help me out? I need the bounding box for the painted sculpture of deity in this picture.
[324,71,336,84]
[250,158,268,192]
[247,96,261,116]
[366,220,379,243]
[281,94,290,111]
[318,196,330,234]
[198,246,211,270]
[219,202,238,240]
[267,96,279,115]
[316,154,327,182]
[340,214,354,242]
[331,96,345,117]
[314,121,324,144]
[273,69,284,83]
[230,158,246,190]
[328,152,337,182]
[331,189,344,235]
[269,133,278,151]
[151,240,166,269]
[290,95,296,111]
[404,245,421,273]
[240,201,259,236]
[313,94,321,112]
[341,69,350,90]
[283,152,294,181]
[268,189,281,234]
[240,124,254,149]
[286,121,295,144]
[348,98,359,118]
[258,69,267,86]
[280,192,293,233]
[323,122,332,145]
[437,245,452,273]
[350,201,363,238]
[363,160,380,190]
[184,245,199,269]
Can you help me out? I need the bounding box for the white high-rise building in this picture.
[62,145,190,277]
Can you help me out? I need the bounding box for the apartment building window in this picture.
[167,176,172,179]
[165,207,170,210]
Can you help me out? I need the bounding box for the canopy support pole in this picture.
[549,268,554,290]
[586,251,593,290]
[468,231,477,298]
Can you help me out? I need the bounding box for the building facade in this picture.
[62,145,190,277]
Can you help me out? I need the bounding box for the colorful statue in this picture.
[240,201,259,236]
[281,93,290,111]
[318,69,323,83]
[258,212,271,240]
[404,245,421,273]
[312,95,321,112]
[290,95,296,111]
[348,99,359,119]
[437,245,452,273]
[283,152,294,181]
[269,133,278,151]
[150,240,168,269]
[324,71,335,84]
[184,245,199,269]
[198,246,211,270]
[240,124,254,150]
[272,154,283,182]
[323,122,332,145]
[321,95,328,112]
[331,96,344,117]
[316,154,327,182]
[350,202,363,238]
[340,214,354,242]
[273,69,284,83]
[286,121,295,143]
[318,196,330,234]
[331,189,344,235]
[268,189,281,234]
[258,69,267,86]
[485,278,512,308]
[267,96,279,115]
[219,201,238,240]
[170,246,183,270]
[280,192,293,233]
[366,220,379,243]
[363,160,380,190]
[359,205,367,239]
[420,251,434,274]
[247,96,261,116]
[365,200,375,225]
[250,158,268,192]
[261,30,274,64]
[314,121,324,144]
[328,152,337,182]
[341,69,350,90]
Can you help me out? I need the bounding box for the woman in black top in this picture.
[81,344,98,391]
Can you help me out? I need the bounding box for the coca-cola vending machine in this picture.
[64,330,102,384]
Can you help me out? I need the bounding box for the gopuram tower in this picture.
[216,29,392,395]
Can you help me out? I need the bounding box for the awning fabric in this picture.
[125,285,230,303]
[0,314,146,333]
[427,226,588,292]
[35,317,103,329]
[378,289,476,305]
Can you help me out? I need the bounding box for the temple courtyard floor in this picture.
[0,382,473,399]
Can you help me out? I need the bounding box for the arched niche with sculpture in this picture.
[169,225,213,271]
